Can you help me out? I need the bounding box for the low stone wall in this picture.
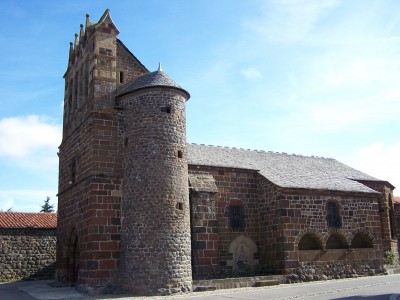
[286,249,384,282]
[0,228,57,281]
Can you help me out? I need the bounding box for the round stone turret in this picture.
[117,68,192,295]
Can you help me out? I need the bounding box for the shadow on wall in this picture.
[0,262,56,282]
[24,262,56,281]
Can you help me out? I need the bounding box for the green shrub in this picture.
[384,250,398,265]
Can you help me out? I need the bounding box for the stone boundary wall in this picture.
[0,228,56,281]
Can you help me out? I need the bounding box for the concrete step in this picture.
[388,268,400,274]
[253,280,280,287]
[193,275,285,291]
[384,265,400,275]
[194,286,217,292]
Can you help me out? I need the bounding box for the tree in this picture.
[40,197,55,213]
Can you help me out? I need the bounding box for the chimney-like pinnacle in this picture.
[79,24,85,38]
[85,14,90,28]
[158,62,163,72]
[74,33,79,47]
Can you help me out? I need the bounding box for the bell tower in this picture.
[57,9,148,291]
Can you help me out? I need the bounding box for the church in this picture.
[56,10,397,295]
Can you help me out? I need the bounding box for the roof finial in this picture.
[158,62,163,72]
[79,24,85,38]
[74,33,79,47]
[85,13,90,28]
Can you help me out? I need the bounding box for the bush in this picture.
[384,250,398,265]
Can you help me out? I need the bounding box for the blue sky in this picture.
[0,0,399,212]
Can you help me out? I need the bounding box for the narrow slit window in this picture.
[71,158,77,184]
[177,150,183,158]
[119,71,124,84]
[124,138,129,147]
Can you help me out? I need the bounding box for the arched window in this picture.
[298,233,323,250]
[351,232,373,248]
[327,202,341,228]
[326,233,348,249]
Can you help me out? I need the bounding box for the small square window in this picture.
[161,106,171,113]
[176,202,183,210]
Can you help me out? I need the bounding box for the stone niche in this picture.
[227,235,259,272]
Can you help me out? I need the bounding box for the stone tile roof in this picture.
[189,172,219,193]
[187,144,382,194]
[118,70,190,98]
[0,212,57,229]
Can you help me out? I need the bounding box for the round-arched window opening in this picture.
[326,233,348,249]
[298,233,323,250]
[351,232,373,248]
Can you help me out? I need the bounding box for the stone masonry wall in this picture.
[356,181,397,253]
[274,189,384,279]
[188,167,386,281]
[188,165,261,279]
[0,228,56,281]
[394,203,400,255]
[118,88,192,295]
[190,191,219,278]
[257,176,282,270]
[116,40,147,92]
[57,112,123,288]
[58,12,146,290]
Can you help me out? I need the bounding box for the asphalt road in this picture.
[0,280,37,300]
[2,274,400,300]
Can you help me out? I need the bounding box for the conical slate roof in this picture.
[118,69,190,98]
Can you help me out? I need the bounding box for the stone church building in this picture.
[56,10,397,295]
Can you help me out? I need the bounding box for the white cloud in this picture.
[243,0,340,44]
[0,190,57,212]
[304,89,399,132]
[241,68,263,80]
[0,193,15,212]
[349,142,400,195]
[0,115,61,158]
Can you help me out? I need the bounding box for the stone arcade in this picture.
[56,10,397,295]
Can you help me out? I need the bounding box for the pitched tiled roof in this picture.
[187,144,383,194]
[118,70,190,98]
[394,196,400,204]
[0,212,57,229]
